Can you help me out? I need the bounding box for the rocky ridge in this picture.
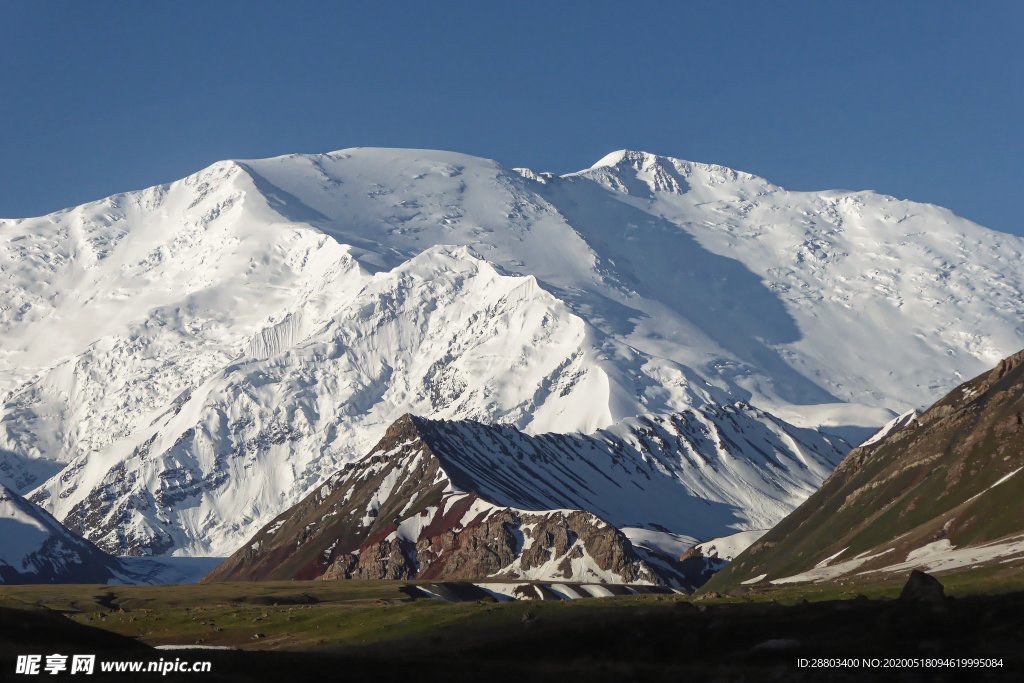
[205,415,687,585]
[207,406,842,587]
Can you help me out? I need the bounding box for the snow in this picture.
[458,497,498,529]
[905,539,953,563]
[473,583,522,600]
[863,535,1024,575]
[860,410,918,447]
[984,467,1021,491]
[548,583,587,599]
[420,407,843,547]
[693,529,768,561]
[741,573,768,585]
[769,549,894,584]
[0,483,54,568]
[2,147,1022,557]
[412,586,447,601]
[960,468,1022,506]
[391,506,438,543]
[622,527,698,558]
[502,546,599,584]
[489,515,656,585]
[814,546,849,568]
[0,482,176,583]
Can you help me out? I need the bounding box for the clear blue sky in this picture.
[2,1,1022,234]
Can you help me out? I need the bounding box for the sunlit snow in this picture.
[2,147,1022,557]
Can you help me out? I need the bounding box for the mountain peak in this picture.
[588,149,659,169]
[0,482,120,584]
[207,408,838,587]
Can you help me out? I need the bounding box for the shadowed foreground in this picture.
[1,579,1023,682]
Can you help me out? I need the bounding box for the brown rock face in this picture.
[205,414,698,587]
[322,539,417,580]
[319,506,657,583]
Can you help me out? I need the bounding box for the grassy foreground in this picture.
[1,578,1023,682]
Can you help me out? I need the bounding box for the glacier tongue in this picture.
[1,147,1023,557]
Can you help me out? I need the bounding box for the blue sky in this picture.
[2,1,1021,234]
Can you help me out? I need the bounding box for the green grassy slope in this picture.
[704,350,1024,594]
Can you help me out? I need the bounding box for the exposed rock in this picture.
[206,414,705,587]
[513,586,541,601]
[899,570,945,603]
[679,545,730,587]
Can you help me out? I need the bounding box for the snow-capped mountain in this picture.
[2,147,1023,557]
[0,482,214,584]
[1,481,124,584]
[207,408,841,587]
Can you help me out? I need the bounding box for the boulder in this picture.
[899,570,945,603]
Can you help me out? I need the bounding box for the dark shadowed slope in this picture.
[0,483,125,584]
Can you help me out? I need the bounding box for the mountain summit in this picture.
[2,147,1022,558]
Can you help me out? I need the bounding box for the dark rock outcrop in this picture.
[899,570,945,603]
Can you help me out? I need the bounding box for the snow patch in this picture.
[694,530,768,561]
[770,549,894,584]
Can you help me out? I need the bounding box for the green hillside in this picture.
[705,350,1024,593]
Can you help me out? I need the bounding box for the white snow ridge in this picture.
[1,147,1022,560]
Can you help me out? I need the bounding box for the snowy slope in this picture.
[410,404,844,538]
[0,482,215,584]
[692,530,768,562]
[0,481,121,583]
[2,147,1023,557]
[859,409,919,447]
[568,151,1024,426]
